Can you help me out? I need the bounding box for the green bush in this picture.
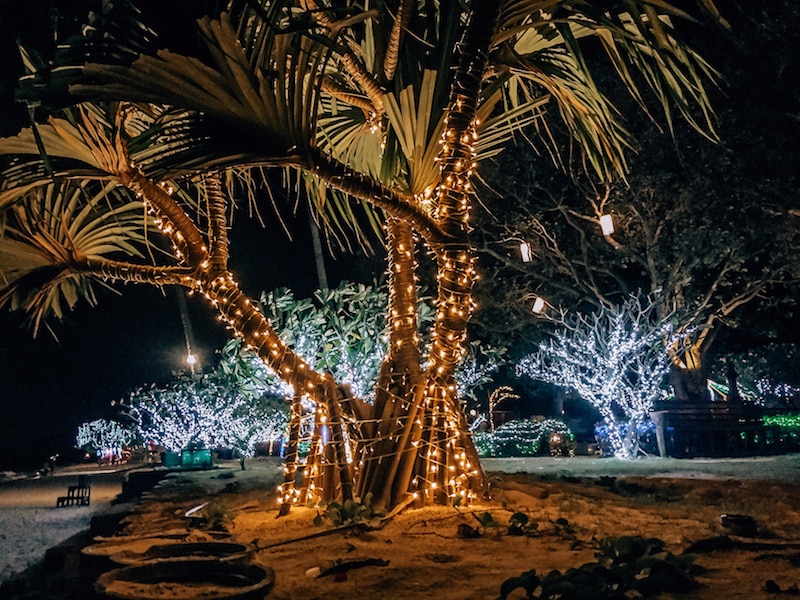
[498,535,698,599]
[473,418,575,458]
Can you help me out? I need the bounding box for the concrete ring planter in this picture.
[81,536,194,585]
[95,561,275,600]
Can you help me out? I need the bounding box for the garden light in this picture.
[519,241,533,262]
[600,214,614,236]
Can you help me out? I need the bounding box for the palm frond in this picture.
[382,69,443,196]
[0,180,150,334]
[592,12,718,139]
[55,6,328,163]
[0,103,185,206]
[492,0,721,178]
[298,169,384,255]
[474,92,551,161]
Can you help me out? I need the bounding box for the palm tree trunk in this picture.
[117,170,354,513]
[412,0,499,504]
[279,394,304,515]
[357,218,421,504]
[308,212,329,290]
[325,378,353,503]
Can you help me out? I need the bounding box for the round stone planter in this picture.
[95,561,275,600]
[81,535,190,586]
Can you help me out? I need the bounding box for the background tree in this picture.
[516,296,670,458]
[224,282,504,403]
[75,418,136,460]
[124,369,289,462]
[718,344,800,409]
[475,0,800,404]
[0,0,723,511]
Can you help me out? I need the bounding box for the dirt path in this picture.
[7,456,800,598]
[113,457,800,599]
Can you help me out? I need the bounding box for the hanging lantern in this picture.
[600,214,614,236]
[531,296,546,314]
[519,241,533,263]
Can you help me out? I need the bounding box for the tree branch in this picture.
[204,173,230,274]
[120,167,209,267]
[302,147,449,244]
[78,256,193,286]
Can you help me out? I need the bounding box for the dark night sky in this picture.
[0,1,378,469]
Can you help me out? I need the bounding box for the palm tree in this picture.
[0,0,724,512]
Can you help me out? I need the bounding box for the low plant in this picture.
[472,511,502,537]
[203,500,234,532]
[458,511,539,539]
[507,512,539,537]
[498,535,699,599]
[313,493,384,529]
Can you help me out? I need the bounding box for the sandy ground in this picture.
[0,465,134,583]
[0,455,800,600]
[6,455,800,598]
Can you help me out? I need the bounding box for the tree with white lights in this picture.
[517,296,669,459]
[76,418,136,458]
[258,283,397,401]
[476,0,800,404]
[223,282,503,405]
[0,1,723,512]
[124,371,289,459]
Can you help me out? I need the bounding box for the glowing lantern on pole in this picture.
[600,214,614,236]
[519,241,533,263]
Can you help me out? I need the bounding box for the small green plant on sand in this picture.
[459,511,539,539]
[498,535,699,599]
[507,512,539,537]
[203,501,234,532]
[472,511,502,537]
[313,493,384,529]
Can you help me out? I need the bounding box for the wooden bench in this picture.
[56,475,91,507]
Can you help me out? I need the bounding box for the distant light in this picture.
[186,353,197,366]
[519,241,533,263]
[532,297,546,314]
[600,214,614,236]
